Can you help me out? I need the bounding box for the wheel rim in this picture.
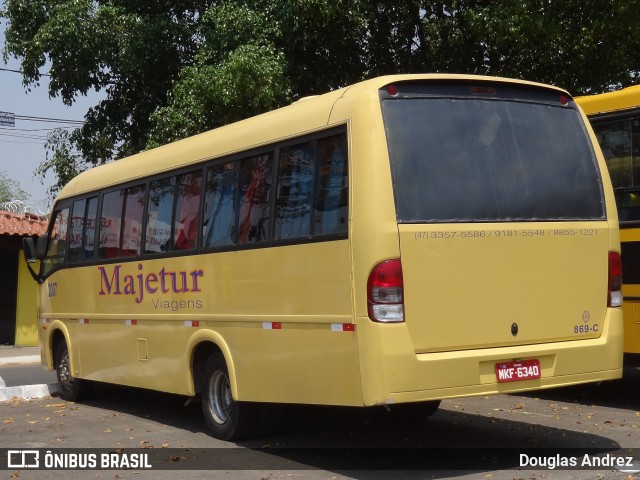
[57,351,75,393]
[207,370,232,425]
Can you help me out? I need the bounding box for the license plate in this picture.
[495,359,541,383]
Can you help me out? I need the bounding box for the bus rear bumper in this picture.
[361,309,623,406]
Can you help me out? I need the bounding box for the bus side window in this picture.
[593,120,633,189]
[99,190,124,259]
[83,197,98,261]
[68,199,86,264]
[174,171,202,251]
[203,162,236,248]
[121,185,146,257]
[65,197,99,264]
[237,154,273,244]
[275,141,316,240]
[46,208,70,257]
[314,134,348,235]
[146,177,175,254]
[41,207,70,276]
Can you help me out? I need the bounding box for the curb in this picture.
[0,355,41,366]
[0,383,59,402]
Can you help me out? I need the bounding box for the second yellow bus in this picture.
[577,86,640,358]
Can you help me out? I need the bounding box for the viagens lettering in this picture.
[98,264,204,304]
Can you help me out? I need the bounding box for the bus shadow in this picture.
[83,385,621,478]
[517,366,640,410]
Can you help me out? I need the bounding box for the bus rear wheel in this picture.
[54,342,93,402]
[201,354,258,440]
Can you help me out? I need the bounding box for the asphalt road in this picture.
[0,364,57,387]
[1,366,639,480]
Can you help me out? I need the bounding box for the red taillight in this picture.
[608,251,622,307]
[387,85,398,96]
[367,259,404,322]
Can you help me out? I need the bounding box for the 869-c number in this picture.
[574,324,599,334]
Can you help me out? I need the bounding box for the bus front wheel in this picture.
[201,354,258,440]
[54,342,93,402]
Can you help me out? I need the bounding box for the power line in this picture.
[0,131,49,140]
[0,66,50,77]
[14,114,83,125]
[0,126,75,132]
[0,138,46,145]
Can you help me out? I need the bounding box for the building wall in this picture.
[0,210,48,346]
[15,254,39,346]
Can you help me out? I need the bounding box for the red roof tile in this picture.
[0,210,49,237]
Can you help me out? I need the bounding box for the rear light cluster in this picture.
[367,259,404,322]
[608,251,622,307]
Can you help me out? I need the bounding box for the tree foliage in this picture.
[3,0,640,196]
[0,170,29,203]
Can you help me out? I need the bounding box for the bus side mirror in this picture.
[35,233,49,259]
[23,237,37,263]
[23,235,46,283]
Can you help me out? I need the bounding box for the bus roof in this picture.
[57,74,569,201]
[576,85,640,116]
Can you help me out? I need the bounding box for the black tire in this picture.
[201,354,258,440]
[54,341,94,402]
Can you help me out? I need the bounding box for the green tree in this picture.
[0,170,29,203]
[3,0,640,196]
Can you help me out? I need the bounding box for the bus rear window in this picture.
[381,85,605,223]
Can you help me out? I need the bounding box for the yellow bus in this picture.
[24,74,623,440]
[577,86,640,358]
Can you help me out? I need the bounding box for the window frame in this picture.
[589,108,640,226]
[42,124,348,274]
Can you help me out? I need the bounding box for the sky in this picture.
[0,19,103,211]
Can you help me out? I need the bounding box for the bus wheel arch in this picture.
[51,329,94,401]
[50,329,67,367]
[200,352,259,440]
[188,332,238,399]
[192,341,223,396]
[190,336,283,440]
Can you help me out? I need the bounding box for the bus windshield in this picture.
[589,116,640,222]
[381,84,605,223]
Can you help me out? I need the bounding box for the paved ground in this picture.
[0,346,40,364]
[1,346,640,479]
[0,346,58,401]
